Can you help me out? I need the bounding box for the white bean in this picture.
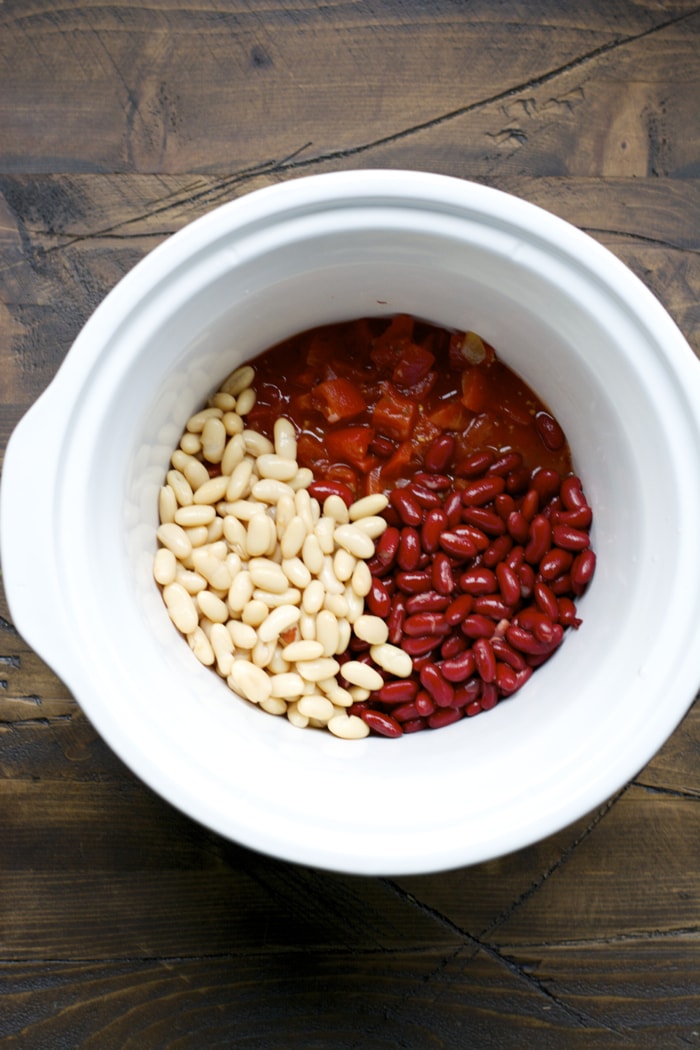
[236,386,256,416]
[256,453,298,482]
[301,533,324,575]
[221,433,246,475]
[186,406,223,432]
[179,432,201,456]
[242,429,274,457]
[351,560,372,598]
[370,643,413,678]
[318,555,344,595]
[248,558,289,593]
[349,493,389,520]
[274,417,297,460]
[194,475,229,506]
[158,485,177,524]
[341,661,384,692]
[221,364,255,397]
[176,568,208,595]
[269,671,306,699]
[282,639,324,662]
[252,639,275,668]
[281,557,312,589]
[252,587,301,608]
[153,547,177,586]
[297,695,335,723]
[333,548,356,582]
[201,417,226,463]
[351,515,387,540]
[246,513,276,558]
[223,515,248,556]
[252,478,296,505]
[286,701,309,728]
[302,579,325,615]
[259,696,287,716]
[241,599,269,627]
[228,570,253,612]
[299,611,317,640]
[227,620,258,650]
[316,609,340,657]
[257,604,301,644]
[157,522,192,560]
[296,657,340,682]
[328,714,370,739]
[353,614,389,645]
[222,411,244,436]
[171,451,210,490]
[211,391,237,411]
[227,657,273,702]
[323,494,349,524]
[167,469,194,506]
[163,582,199,634]
[191,551,231,592]
[333,523,375,560]
[314,516,335,555]
[185,525,209,548]
[187,626,215,666]
[196,590,229,623]
[289,467,313,491]
[174,503,216,527]
[280,515,307,559]
[226,459,254,502]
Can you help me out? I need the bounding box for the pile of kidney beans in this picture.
[332,439,595,737]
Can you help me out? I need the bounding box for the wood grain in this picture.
[1,0,699,1045]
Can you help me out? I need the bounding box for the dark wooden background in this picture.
[1,2,699,1046]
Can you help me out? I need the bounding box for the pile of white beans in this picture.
[154,364,412,739]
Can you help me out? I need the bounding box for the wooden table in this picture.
[1,2,699,1045]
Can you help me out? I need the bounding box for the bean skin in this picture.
[461,614,495,639]
[488,451,522,477]
[402,634,443,656]
[558,596,582,627]
[531,468,561,503]
[439,531,477,559]
[560,474,587,511]
[443,491,463,527]
[413,472,452,491]
[462,506,506,536]
[507,510,530,544]
[483,534,513,568]
[454,679,482,708]
[456,450,495,477]
[387,594,406,644]
[440,632,468,659]
[534,580,560,621]
[408,483,443,510]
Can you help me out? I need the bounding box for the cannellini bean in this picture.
[241,599,269,627]
[333,548,356,582]
[186,406,223,432]
[302,579,325,615]
[206,517,224,543]
[191,551,231,591]
[314,516,335,555]
[297,695,335,723]
[351,560,372,597]
[349,493,389,520]
[211,391,237,411]
[227,620,258,650]
[316,609,340,657]
[174,503,216,527]
[252,478,295,504]
[227,498,265,522]
[282,557,312,589]
[185,525,209,548]
[324,684,354,708]
[196,590,229,623]
[221,364,255,396]
[275,495,296,539]
[171,451,210,490]
[228,570,253,612]
[257,604,301,643]
[256,453,298,482]
[246,513,276,558]
[201,417,226,463]
[343,586,364,624]
[268,646,290,674]
[351,515,387,539]
[301,533,324,575]
[337,617,351,654]
[157,522,192,560]
[222,411,244,435]
[252,587,301,608]
[226,459,254,502]
[286,701,309,728]
[323,593,348,618]
[353,614,389,645]
[248,558,289,593]
[341,661,384,692]
[299,611,317,640]
[269,671,306,698]
[280,515,306,559]
[323,494,349,523]
[221,433,246,475]
[296,657,341,682]
[289,467,313,491]
[333,524,375,559]
[153,547,177,585]
[274,417,297,460]
[179,432,201,456]
[294,489,315,530]
[259,696,287,716]
[348,685,370,702]
[227,657,273,702]
[370,643,413,678]
[187,626,215,666]
[282,639,324,662]
[176,568,208,595]
[252,639,275,668]
[163,582,199,634]
[194,475,229,505]
[236,386,256,416]
[167,469,194,506]
[158,485,177,524]
[223,515,247,556]
[328,714,370,740]
[242,429,274,457]
[318,556,344,595]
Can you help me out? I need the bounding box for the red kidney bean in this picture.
[440,632,468,659]
[517,608,555,643]
[424,434,456,473]
[415,691,437,717]
[507,622,563,656]
[392,702,420,723]
[369,435,396,458]
[404,612,450,637]
[387,593,406,644]
[473,638,497,682]
[465,699,482,717]
[443,490,463,527]
[432,553,456,595]
[378,679,419,704]
[397,527,421,570]
[376,525,400,568]
[408,483,443,511]
[413,472,452,492]
[535,410,565,451]
[496,661,519,695]
[560,474,587,511]
[558,596,582,627]
[531,468,561,503]
[396,571,433,594]
[549,572,573,596]
[461,614,495,639]
[496,562,521,606]
[458,567,497,595]
[534,580,560,621]
[462,506,506,536]
[480,682,499,710]
[521,488,539,522]
[405,590,451,613]
[445,593,474,625]
[460,524,490,551]
[362,709,403,737]
[505,465,531,495]
[402,717,428,733]
[456,449,496,477]
[474,595,513,620]
[551,524,590,552]
[571,549,596,593]
[507,510,530,544]
[366,577,392,617]
[483,534,513,567]
[421,508,448,553]
[505,545,524,571]
[490,636,527,671]
[513,666,534,691]
[428,707,463,729]
[488,451,522,476]
[307,479,354,507]
[440,648,476,683]
[524,514,552,564]
[553,505,593,529]
[401,634,443,656]
[454,679,481,708]
[390,487,423,526]
[539,547,573,580]
[420,663,455,707]
[494,493,517,521]
[517,561,535,597]
[461,475,506,506]
[439,531,477,559]
[411,652,435,674]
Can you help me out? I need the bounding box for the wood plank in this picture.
[1,2,697,176]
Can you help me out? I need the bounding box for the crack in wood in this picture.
[582,226,700,254]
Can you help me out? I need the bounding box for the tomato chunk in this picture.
[461,367,489,413]
[373,383,418,442]
[326,425,376,472]
[392,343,436,387]
[311,377,366,423]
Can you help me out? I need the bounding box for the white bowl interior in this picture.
[6,174,700,873]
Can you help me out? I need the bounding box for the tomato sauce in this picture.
[245,314,572,499]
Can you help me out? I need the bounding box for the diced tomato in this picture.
[311,377,367,423]
[296,431,329,472]
[326,425,377,472]
[380,440,414,482]
[410,371,438,400]
[461,367,489,413]
[392,343,436,387]
[428,400,470,431]
[372,383,418,442]
[369,314,415,370]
